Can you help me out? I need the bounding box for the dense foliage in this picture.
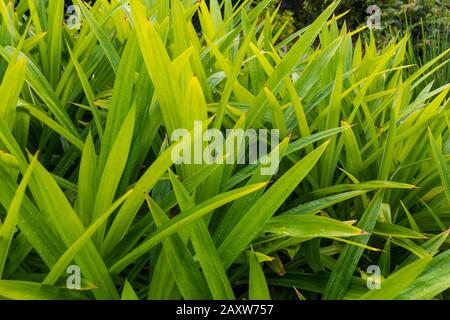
[0,0,449,300]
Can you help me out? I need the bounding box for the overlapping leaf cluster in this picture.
[0,0,449,300]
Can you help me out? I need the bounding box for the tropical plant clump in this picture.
[0,0,449,300]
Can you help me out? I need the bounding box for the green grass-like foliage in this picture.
[0,0,449,300]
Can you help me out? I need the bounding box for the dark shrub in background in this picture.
[279,0,449,34]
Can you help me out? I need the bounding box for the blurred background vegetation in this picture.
[271,0,449,38]
[265,0,449,88]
